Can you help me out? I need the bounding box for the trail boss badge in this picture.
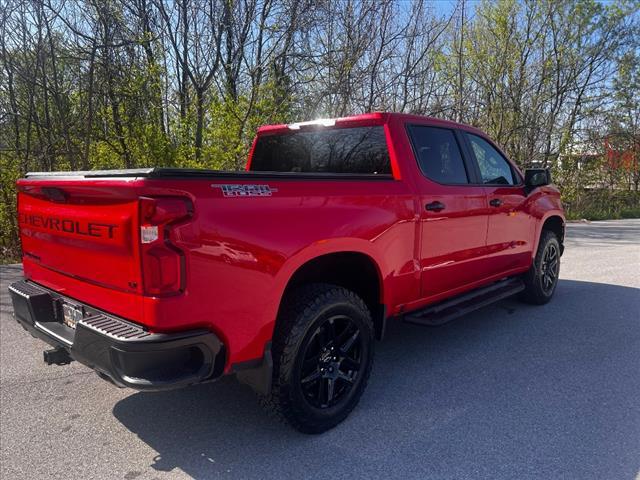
[211,184,278,197]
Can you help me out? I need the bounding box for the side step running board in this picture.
[404,278,525,327]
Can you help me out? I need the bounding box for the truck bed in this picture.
[16,167,414,370]
[25,168,394,180]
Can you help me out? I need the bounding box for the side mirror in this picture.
[525,168,550,190]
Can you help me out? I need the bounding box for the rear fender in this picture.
[273,238,388,313]
[236,239,387,395]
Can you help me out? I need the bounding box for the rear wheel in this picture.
[261,283,374,434]
[520,230,561,304]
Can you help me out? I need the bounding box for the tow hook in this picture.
[43,347,73,366]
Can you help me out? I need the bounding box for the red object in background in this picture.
[15,113,564,373]
[604,136,639,172]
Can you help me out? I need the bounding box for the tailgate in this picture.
[17,182,142,294]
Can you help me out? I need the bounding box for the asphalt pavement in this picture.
[1,219,639,480]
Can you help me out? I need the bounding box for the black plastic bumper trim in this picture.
[9,280,225,391]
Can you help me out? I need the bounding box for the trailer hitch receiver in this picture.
[43,347,73,366]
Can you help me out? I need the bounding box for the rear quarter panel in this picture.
[139,177,417,368]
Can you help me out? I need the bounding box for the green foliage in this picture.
[564,189,640,221]
[0,155,20,262]
[201,82,293,170]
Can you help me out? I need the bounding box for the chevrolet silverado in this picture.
[9,112,564,433]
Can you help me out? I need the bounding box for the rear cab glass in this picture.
[250,126,392,175]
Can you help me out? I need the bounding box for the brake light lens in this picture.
[139,197,192,296]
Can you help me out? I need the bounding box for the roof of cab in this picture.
[256,112,484,135]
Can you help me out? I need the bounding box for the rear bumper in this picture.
[8,280,225,391]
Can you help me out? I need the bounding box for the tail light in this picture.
[139,196,193,296]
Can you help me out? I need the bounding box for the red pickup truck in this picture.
[9,113,564,433]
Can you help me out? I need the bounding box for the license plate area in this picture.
[61,302,85,329]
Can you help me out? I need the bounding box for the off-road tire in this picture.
[260,283,374,434]
[520,230,561,305]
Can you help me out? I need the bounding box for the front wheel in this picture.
[261,283,374,434]
[520,230,561,305]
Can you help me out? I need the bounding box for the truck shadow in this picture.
[112,279,640,480]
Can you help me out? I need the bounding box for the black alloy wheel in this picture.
[261,283,374,434]
[298,314,363,409]
[520,229,561,305]
[540,241,559,295]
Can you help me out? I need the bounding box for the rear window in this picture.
[407,125,469,184]
[250,126,392,175]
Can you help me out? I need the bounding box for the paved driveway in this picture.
[1,220,639,479]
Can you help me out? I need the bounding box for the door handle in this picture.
[489,198,503,207]
[425,201,445,212]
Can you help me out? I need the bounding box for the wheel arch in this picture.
[533,213,565,257]
[279,250,387,341]
[236,244,388,396]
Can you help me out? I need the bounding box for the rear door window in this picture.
[250,126,391,174]
[407,126,469,184]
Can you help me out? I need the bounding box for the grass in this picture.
[565,207,640,221]
[1,256,21,265]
